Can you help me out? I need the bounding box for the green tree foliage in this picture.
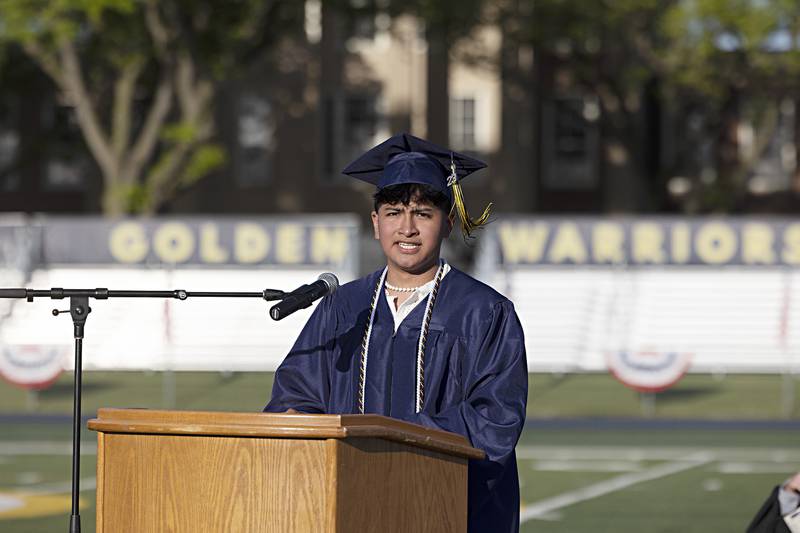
[659,0,800,209]
[516,0,675,210]
[520,0,800,211]
[0,0,302,215]
[661,0,800,98]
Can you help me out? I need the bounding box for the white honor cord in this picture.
[415,261,445,412]
[358,261,445,415]
[358,267,387,414]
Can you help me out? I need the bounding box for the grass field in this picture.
[1,372,798,532]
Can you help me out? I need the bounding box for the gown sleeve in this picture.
[263,295,338,414]
[410,299,528,511]
[746,486,792,533]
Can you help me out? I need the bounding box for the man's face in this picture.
[371,198,453,277]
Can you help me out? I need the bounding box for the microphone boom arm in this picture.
[0,282,292,533]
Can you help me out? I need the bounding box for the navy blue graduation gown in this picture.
[265,267,528,532]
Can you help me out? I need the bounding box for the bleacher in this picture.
[486,267,800,373]
[0,267,352,371]
[3,265,798,374]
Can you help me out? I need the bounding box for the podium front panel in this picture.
[98,433,332,532]
[333,439,467,532]
[91,410,476,532]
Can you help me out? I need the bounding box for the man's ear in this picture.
[371,211,380,239]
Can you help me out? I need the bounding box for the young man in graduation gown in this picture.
[265,133,528,533]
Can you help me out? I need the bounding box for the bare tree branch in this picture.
[174,52,213,122]
[145,0,171,60]
[11,0,292,214]
[142,142,193,214]
[21,41,64,86]
[111,60,143,162]
[124,75,172,183]
[56,38,116,182]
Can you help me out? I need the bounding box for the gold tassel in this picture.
[450,179,492,239]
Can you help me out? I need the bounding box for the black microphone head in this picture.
[317,272,339,294]
[268,273,340,321]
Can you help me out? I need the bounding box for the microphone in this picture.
[269,273,339,321]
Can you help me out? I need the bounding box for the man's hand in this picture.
[785,472,800,494]
[285,408,299,414]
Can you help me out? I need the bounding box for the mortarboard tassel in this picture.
[448,159,492,238]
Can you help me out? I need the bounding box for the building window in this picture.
[450,97,477,152]
[0,94,19,191]
[322,92,386,181]
[45,160,88,190]
[346,0,378,41]
[345,94,379,157]
[42,104,87,191]
[234,93,274,188]
[541,95,600,190]
[0,130,19,192]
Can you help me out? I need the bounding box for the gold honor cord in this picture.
[448,160,492,238]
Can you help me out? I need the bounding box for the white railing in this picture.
[0,267,354,371]
[482,267,799,373]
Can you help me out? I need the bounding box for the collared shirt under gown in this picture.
[265,266,528,533]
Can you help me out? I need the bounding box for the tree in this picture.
[516,0,800,213]
[659,0,800,209]
[514,0,678,211]
[0,0,303,215]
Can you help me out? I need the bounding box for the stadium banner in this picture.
[2,215,800,375]
[0,221,40,273]
[0,215,361,374]
[484,216,800,267]
[36,215,360,271]
[474,217,800,376]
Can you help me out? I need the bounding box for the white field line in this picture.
[534,460,642,472]
[0,494,24,513]
[519,453,713,523]
[717,462,800,474]
[0,442,96,456]
[9,477,97,495]
[532,458,800,474]
[516,445,800,462]
[0,477,97,496]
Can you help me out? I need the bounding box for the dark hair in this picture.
[373,183,451,213]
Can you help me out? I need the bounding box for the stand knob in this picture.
[52,307,92,316]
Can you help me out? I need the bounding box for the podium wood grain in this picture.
[332,439,465,532]
[90,409,480,532]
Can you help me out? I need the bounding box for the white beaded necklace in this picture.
[384,280,426,293]
[358,260,446,414]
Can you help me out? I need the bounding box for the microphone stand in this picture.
[0,286,287,533]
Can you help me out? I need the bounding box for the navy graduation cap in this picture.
[342,133,493,237]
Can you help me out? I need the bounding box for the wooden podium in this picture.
[88,408,483,532]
